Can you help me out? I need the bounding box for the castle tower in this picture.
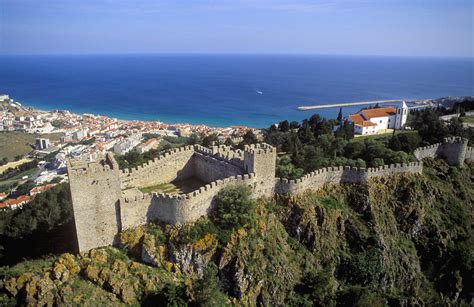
[67,153,122,252]
[395,101,408,130]
[441,137,468,166]
[243,143,276,180]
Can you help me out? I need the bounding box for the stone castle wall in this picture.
[120,173,260,229]
[275,162,423,195]
[193,152,245,183]
[413,137,469,166]
[121,146,195,189]
[120,145,248,189]
[68,137,470,252]
[413,143,442,160]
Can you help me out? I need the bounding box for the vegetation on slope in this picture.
[0,184,75,265]
[0,159,472,306]
[266,109,473,179]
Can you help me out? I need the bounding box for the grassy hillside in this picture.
[0,131,63,162]
[0,159,472,306]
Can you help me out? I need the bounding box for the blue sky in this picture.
[0,0,472,56]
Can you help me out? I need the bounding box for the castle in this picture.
[68,137,472,252]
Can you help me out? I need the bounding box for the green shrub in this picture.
[211,185,257,232]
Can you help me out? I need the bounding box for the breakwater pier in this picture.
[297,99,430,111]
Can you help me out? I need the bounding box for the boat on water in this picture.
[256,90,263,95]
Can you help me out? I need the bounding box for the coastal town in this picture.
[1,93,472,211]
[0,94,259,210]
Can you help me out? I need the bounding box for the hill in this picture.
[0,158,472,306]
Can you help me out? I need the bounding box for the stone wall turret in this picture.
[414,137,468,166]
[243,143,276,180]
[440,137,468,166]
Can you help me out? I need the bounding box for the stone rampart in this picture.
[413,143,442,160]
[193,152,245,183]
[194,145,245,169]
[120,173,258,228]
[68,138,466,252]
[276,162,423,195]
[120,189,153,230]
[120,146,195,189]
[414,137,469,166]
[439,137,468,166]
[366,161,423,179]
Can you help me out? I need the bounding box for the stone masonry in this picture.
[68,138,472,252]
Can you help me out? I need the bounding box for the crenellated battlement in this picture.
[276,162,423,195]
[443,136,467,144]
[244,143,276,154]
[120,145,195,175]
[414,137,469,166]
[68,153,119,177]
[68,139,471,252]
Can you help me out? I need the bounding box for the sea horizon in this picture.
[1,54,472,128]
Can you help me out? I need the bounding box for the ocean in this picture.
[0,54,472,128]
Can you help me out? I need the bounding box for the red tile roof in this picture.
[349,114,364,123]
[361,107,396,119]
[0,195,31,208]
[30,184,57,195]
[349,114,376,127]
[143,138,156,146]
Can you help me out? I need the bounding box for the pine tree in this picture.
[337,108,343,123]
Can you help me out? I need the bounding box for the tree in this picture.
[0,184,73,239]
[447,118,464,137]
[202,134,218,147]
[242,130,258,145]
[411,109,448,144]
[224,138,234,146]
[293,268,336,306]
[186,134,201,145]
[335,121,354,140]
[337,108,343,123]
[388,135,402,151]
[279,120,290,132]
[389,133,421,153]
[308,114,321,129]
[276,156,304,179]
[297,120,315,144]
[330,138,347,159]
[371,158,385,167]
[289,121,301,130]
[14,180,34,196]
[211,185,256,231]
[193,263,228,306]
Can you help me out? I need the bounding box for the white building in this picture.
[35,138,51,150]
[136,138,159,153]
[349,102,408,135]
[113,133,142,154]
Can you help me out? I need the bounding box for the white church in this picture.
[349,101,408,135]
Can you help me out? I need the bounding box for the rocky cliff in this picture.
[1,158,472,306]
